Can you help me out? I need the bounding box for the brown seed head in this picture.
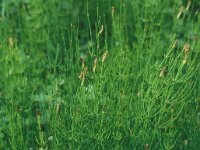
[84,67,88,75]
[92,57,98,73]
[145,144,149,150]
[183,43,190,65]
[184,43,190,54]
[80,57,85,68]
[79,67,88,80]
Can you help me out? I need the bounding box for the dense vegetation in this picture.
[0,0,200,149]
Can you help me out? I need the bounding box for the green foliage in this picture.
[0,0,200,149]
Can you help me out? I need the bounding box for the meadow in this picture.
[0,0,200,149]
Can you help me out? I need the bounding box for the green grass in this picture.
[0,0,200,149]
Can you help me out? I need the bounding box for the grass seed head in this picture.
[177,6,184,19]
[159,66,167,78]
[79,67,88,80]
[183,43,190,65]
[56,103,60,114]
[92,57,98,73]
[102,50,108,63]
[186,1,191,11]
[112,7,115,16]
[184,139,188,146]
[145,144,149,150]
[172,40,178,49]
[79,67,88,86]
[84,67,88,75]
[98,25,104,35]
[80,57,85,68]
[184,43,190,54]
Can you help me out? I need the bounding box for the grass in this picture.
[0,0,200,149]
